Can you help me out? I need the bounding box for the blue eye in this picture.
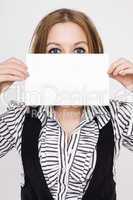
[73,47,86,54]
[48,48,61,54]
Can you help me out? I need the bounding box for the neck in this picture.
[54,106,84,119]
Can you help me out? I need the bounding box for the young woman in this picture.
[0,8,133,200]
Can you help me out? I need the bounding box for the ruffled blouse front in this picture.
[38,104,111,199]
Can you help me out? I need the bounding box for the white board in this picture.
[21,53,109,105]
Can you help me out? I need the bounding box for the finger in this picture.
[0,62,29,75]
[118,68,133,75]
[0,74,27,82]
[2,57,28,69]
[112,64,129,76]
[0,67,28,79]
[3,57,26,66]
[109,58,133,75]
[107,58,126,74]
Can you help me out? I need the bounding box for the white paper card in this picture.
[22,53,109,105]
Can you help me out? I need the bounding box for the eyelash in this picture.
[48,48,61,54]
[73,47,86,53]
[47,47,87,54]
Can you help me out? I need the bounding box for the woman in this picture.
[0,8,133,200]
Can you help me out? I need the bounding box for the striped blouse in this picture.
[0,98,133,199]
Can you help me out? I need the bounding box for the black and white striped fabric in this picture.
[0,99,133,199]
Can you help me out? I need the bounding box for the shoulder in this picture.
[0,99,28,122]
[108,98,133,112]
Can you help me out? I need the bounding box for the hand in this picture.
[107,58,133,91]
[0,57,29,94]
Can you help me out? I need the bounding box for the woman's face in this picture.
[46,21,89,54]
[46,22,88,109]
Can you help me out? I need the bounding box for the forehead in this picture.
[47,22,87,44]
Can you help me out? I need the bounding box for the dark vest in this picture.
[21,105,116,200]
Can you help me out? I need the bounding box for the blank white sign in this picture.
[22,53,109,105]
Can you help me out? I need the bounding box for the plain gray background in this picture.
[0,0,133,199]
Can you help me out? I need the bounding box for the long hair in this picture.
[29,8,104,53]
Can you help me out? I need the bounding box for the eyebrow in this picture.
[46,41,88,47]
